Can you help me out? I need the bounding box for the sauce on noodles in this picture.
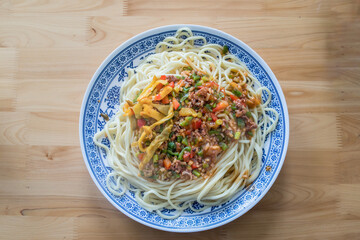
[124,69,260,181]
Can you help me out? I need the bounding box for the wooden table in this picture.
[1,1,359,239]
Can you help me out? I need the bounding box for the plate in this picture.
[79,25,289,232]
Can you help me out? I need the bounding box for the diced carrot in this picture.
[185,130,191,136]
[156,83,163,92]
[164,158,171,170]
[138,153,145,161]
[160,75,167,80]
[211,113,218,121]
[191,163,198,169]
[229,94,238,101]
[212,100,229,112]
[161,96,170,104]
[169,82,175,88]
[173,98,180,110]
[154,93,162,101]
[183,152,191,162]
[178,80,185,87]
[191,119,202,129]
[207,81,219,88]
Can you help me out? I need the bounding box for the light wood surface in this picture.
[1,0,359,239]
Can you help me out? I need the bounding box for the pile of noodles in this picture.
[94,28,278,219]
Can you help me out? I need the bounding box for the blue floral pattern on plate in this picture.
[79,25,289,232]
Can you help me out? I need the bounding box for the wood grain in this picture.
[0,216,75,239]
[1,0,127,16]
[289,113,341,150]
[0,16,89,48]
[0,48,17,111]
[127,0,359,18]
[0,112,29,145]
[0,0,360,239]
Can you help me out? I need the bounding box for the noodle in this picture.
[94,28,278,219]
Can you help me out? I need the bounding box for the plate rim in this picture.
[79,24,289,232]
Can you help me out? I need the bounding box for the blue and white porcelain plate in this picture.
[79,25,289,232]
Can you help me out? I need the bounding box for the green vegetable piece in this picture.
[192,170,201,177]
[247,131,254,137]
[207,117,212,121]
[179,116,193,127]
[223,45,229,54]
[182,137,189,146]
[233,89,242,97]
[194,81,202,88]
[179,121,187,127]
[153,154,159,163]
[177,135,183,143]
[231,104,237,110]
[220,142,228,151]
[202,162,209,168]
[180,93,189,102]
[246,111,252,118]
[193,75,200,81]
[209,130,220,135]
[183,87,190,93]
[201,76,209,82]
[184,66,192,71]
[234,131,241,140]
[205,104,212,111]
[215,119,223,125]
[168,141,176,151]
[197,150,203,157]
[179,146,191,160]
[167,150,179,156]
[237,118,245,128]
